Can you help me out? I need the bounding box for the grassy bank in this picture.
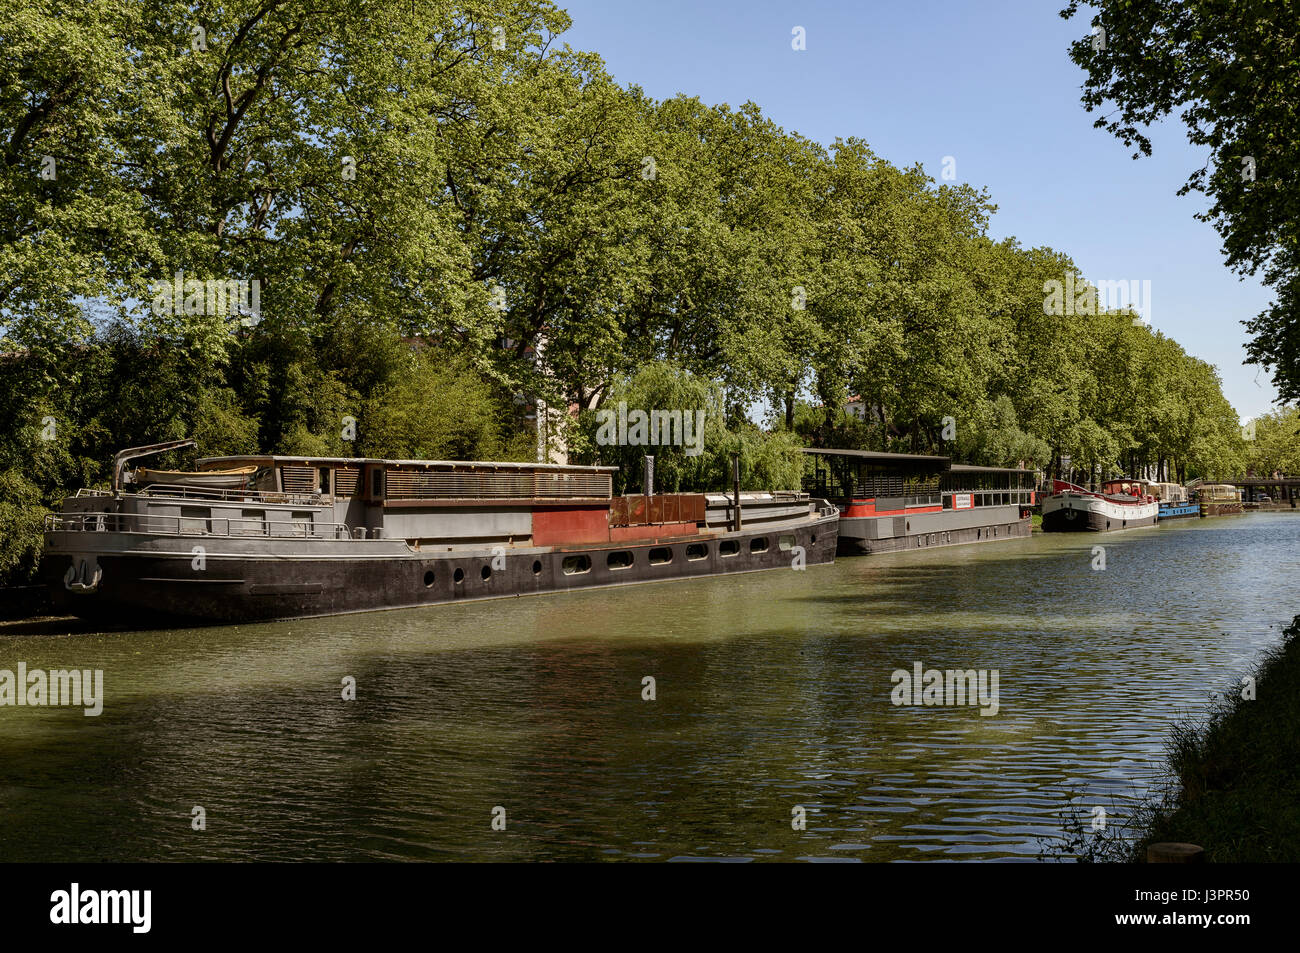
[1057,615,1300,861]
[1132,615,1300,861]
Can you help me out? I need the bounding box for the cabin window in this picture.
[685,543,708,560]
[607,550,634,570]
[719,540,739,557]
[750,537,769,554]
[563,554,592,575]
[371,468,385,499]
[649,547,673,565]
[319,468,331,495]
[778,535,795,551]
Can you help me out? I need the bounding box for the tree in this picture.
[1061,0,1300,401]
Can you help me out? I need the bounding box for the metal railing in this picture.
[73,485,325,505]
[45,511,354,540]
[138,484,324,505]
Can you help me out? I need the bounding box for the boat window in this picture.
[291,511,314,536]
[319,468,331,495]
[563,554,592,575]
[750,537,769,554]
[649,547,673,565]
[371,468,385,499]
[685,543,708,560]
[778,535,795,551]
[719,540,739,557]
[607,550,634,570]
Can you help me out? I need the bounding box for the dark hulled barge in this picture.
[44,441,839,625]
[802,449,1034,555]
[1040,479,1160,532]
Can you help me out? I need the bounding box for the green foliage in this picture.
[1061,0,1300,402]
[574,362,803,493]
[1245,406,1300,477]
[0,0,1266,587]
[359,351,511,461]
[0,469,45,584]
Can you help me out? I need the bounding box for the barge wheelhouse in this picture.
[1040,478,1159,532]
[43,442,839,625]
[1192,482,1245,517]
[801,449,1034,556]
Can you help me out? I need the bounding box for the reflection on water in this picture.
[1,514,1296,861]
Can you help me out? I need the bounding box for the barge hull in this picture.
[837,505,1030,556]
[1041,507,1158,532]
[44,519,836,626]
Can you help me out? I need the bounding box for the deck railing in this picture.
[45,511,354,540]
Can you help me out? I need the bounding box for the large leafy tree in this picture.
[1061,0,1300,401]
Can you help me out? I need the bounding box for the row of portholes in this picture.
[423,559,547,588]
[422,534,801,585]
[564,534,797,574]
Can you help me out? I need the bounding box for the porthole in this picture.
[562,554,592,575]
[532,560,542,575]
[778,535,795,551]
[649,547,672,565]
[749,536,769,554]
[423,570,435,588]
[607,550,634,570]
[481,565,492,581]
[685,543,708,560]
[719,540,739,557]
[454,568,465,584]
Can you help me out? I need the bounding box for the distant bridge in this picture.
[1224,476,1300,505]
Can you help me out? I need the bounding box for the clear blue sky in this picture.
[557,0,1280,422]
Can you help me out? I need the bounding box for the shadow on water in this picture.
[0,513,1295,861]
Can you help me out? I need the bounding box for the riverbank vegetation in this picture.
[1052,616,1300,862]
[0,0,1279,585]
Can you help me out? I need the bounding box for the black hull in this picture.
[45,522,836,626]
[1041,509,1159,532]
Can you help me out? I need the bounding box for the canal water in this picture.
[1,513,1296,862]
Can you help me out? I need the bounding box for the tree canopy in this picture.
[0,0,1280,584]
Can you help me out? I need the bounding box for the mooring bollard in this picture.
[1147,842,1205,863]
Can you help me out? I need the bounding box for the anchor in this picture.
[63,556,103,593]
